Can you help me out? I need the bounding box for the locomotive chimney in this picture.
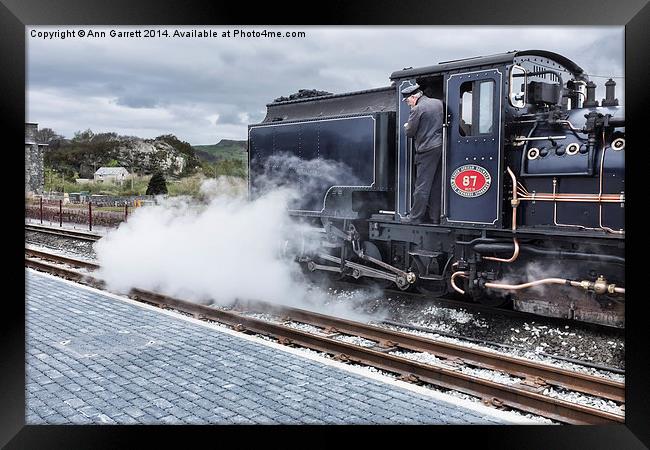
[601,78,619,107]
[583,81,599,108]
[567,80,588,109]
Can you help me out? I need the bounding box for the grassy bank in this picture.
[42,172,248,199]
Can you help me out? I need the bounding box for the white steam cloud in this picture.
[93,174,383,321]
[251,152,363,211]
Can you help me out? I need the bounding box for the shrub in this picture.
[146,172,168,195]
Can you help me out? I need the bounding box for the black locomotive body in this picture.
[248,50,625,328]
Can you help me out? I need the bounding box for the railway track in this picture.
[25,224,102,242]
[25,249,625,424]
[24,222,623,335]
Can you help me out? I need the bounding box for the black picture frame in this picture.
[4,0,649,447]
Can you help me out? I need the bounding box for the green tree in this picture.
[35,128,64,146]
[71,129,95,143]
[146,172,168,195]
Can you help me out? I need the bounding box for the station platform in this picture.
[25,269,534,425]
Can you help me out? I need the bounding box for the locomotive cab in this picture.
[392,55,506,228]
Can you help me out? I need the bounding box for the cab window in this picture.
[509,65,527,107]
[459,79,495,136]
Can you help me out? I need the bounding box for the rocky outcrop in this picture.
[46,133,199,179]
[115,139,186,175]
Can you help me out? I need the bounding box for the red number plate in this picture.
[450,165,492,198]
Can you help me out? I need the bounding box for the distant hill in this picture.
[193,139,247,163]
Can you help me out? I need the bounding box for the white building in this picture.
[94,167,130,184]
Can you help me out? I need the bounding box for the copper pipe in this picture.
[514,136,567,141]
[483,238,520,263]
[516,133,624,234]
[597,133,625,235]
[485,278,625,296]
[515,176,623,203]
[517,189,620,200]
[557,120,586,132]
[553,178,602,232]
[451,271,468,295]
[485,278,574,291]
[521,198,622,203]
[507,167,519,231]
[517,195,622,203]
[522,193,622,199]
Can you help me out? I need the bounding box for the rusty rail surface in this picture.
[239,300,624,404]
[25,248,100,270]
[25,224,102,242]
[25,251,624,425]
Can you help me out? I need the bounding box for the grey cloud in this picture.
[27,26,624,145]
[114,95,159,108]
[213,109,240,125]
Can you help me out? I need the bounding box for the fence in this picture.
[25,197,144,230]
[38,193,154,207]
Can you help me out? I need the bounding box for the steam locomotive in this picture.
[248,50,625,328]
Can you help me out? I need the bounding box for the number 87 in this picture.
[462,175,477,187]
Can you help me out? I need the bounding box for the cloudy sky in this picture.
[27,26,624,146]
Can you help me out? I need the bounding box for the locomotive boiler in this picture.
[248,50,625,328]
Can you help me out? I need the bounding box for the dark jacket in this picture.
[405,95,443,152]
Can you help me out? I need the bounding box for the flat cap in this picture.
[401,84,421,99]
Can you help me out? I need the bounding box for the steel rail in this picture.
[25,248,624,373]
[240,300,624,403]
[25,258,103,288]
[25,254,624,424]
[25,224,102,242]
[380,319,625,375]
[130,288,618,424]
[26,248,624,392]
[25,248,100,270]
[24,223,624,332]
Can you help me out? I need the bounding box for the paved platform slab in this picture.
[25,269,532,424]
